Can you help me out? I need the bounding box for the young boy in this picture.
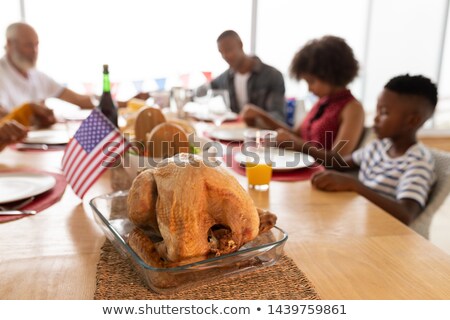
[311,74,438,225]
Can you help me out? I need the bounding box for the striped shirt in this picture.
[352,139,436,207]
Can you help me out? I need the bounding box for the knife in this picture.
[15,143,49,151]
[0,210,37,215]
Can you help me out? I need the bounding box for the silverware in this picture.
[0,196,35,211]
[15,143,49,151]
[0,210,37,215]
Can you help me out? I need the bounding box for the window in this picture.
[256,0,368,106]
[0,0,21,57]
[364,0,447,124]
[25,0,252,98]
[4,0,450,129]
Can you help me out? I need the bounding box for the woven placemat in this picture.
[94,240,320,300]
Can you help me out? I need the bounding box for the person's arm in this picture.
[58,88,95,109]
[311,171,422,224]
[274,99,364,168]
[241,104,292,131]
[30,103,56,128]
[332,100,365,156]
[0,120,28,151]
[116,92,150,108]
[276,128,357,169]
[264,71,286,122]
[58,88,150,109]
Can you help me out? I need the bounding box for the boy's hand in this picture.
[311,170,358,192]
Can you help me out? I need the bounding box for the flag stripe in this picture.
[76,149,124,198]
[71,134,122,193]
[70,131,120,191]
[66,130,119,184]
[61,109,127,198]
[62,143,84,182]
[75,143,125,198]
[61,138,78,169]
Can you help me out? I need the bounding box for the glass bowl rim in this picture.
[89,190,288,272]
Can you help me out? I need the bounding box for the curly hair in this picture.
[384,74,438,110]
[289,35,359,86]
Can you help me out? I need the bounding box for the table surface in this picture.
[1,126,450,300]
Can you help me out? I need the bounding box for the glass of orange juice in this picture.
[246,159,272,191]
[244,129,277,191]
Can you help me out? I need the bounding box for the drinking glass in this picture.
[243,129,278,191]
[172,87,193,119]
[207,89,230,127]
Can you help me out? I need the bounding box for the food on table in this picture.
[127,153,277,267]
[132,107,198,158]
[146,122,189,158]
[167,118,196,135]
[134,106,166,142]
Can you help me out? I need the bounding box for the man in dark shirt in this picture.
[210,30,286,122]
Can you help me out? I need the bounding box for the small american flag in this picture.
[62,109,128,198]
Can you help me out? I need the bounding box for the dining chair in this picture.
[410,148,450,239]
[356,126,375,149]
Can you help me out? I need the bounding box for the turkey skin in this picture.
[127,153,276,267]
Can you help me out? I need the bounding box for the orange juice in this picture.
[246,161,272,190]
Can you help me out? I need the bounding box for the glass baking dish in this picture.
[89,190,288,294]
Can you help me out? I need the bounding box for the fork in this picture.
[0,196,36,211]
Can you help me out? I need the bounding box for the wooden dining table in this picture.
[1,125,450,300]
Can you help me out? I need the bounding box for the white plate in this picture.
[62,109,91,121]
[191,112,238,123]
[0,172,56,204]
[23,130,70,145]
[208,127,247,142]
[234,148,316,171]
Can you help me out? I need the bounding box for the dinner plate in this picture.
[62,109,91,121]
[0,173,56,204]
[191,112,238,123]
[23,130,70,145]
[234,148,316,171]
[208,127,247,142]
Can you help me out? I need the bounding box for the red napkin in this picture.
[224,150,324,182]
[0,169,67,223]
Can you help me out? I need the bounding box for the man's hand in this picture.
[0,120,28,151]
[241,104,265,127]
[133,92,150,101]
[30,103,56,128]
[311,170,359,192]
[0,106,9,118]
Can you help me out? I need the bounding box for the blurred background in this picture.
[1,0,449,129]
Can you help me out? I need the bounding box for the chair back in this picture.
[410,148,450,239]
[356,126,376,149]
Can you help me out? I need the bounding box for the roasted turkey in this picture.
[127,153,277,267]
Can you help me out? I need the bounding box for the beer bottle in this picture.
[98,64,118,127]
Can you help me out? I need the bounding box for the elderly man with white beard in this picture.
[0,22,149,120]
[0,22,96,121]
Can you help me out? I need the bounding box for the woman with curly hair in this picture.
[242,35,365,161]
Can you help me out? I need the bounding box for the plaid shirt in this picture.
[211,56,286,122]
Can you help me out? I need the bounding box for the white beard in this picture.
[11,51,35,72]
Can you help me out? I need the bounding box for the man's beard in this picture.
[11,51,36,72]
